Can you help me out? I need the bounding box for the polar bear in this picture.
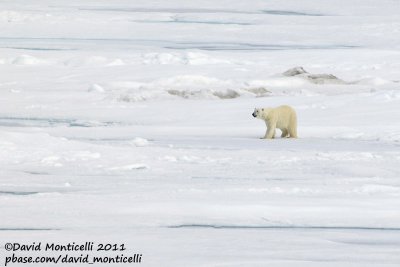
[252,105,297,139]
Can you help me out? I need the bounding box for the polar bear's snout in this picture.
[252,108,259,118]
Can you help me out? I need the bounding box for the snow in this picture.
[1,0,400,266]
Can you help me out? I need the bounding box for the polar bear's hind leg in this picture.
[281,129,288,138]
[288,128,297,138]
[288,115,298,138]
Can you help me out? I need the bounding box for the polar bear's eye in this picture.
[262,109,264,111]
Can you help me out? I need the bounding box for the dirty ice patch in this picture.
[114,87,271,101]
[104,68,396,102]
[282,66,348,85]
[108,75,272,101]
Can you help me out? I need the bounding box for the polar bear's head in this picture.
[252,108,265,119]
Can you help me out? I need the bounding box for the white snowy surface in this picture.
[0,0,400,266]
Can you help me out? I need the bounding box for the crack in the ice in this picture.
[0,37,359,51]
[0,191,39,196]
[24,171,51,175]
[262,10,324,16]
[0,117,121,128]
[131,20,253,26]
[0,228,59,231]
[169,224,400,231]
[166,44,359,51]
[3,47,77,51]
[74,7,329,17]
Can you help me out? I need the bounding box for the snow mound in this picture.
[335,131,400,144]
[107,59,125,66]
[358,77,393,86]
[110,75,271,101]
[354,184,400,195]
[129,137,150,147]
[167,87,271,99]
[283,66,348,84]
[142,52,230,65]
[142,52,187,65]
[156,75,273,99]
[116,89,166,102]
[185,52,231,65]
[157,75,231,88]
[0,11,43,22]
[116,87,271,101]
[370,90,400,102]
[108,164,149,171]
[65,56,124,67]
[247,78,307,88]
[88,83,105,93]
[167,88,240,99]
[12,55,48,65]
[282,66,308,76]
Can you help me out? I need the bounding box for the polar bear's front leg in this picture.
[264,121,276,139]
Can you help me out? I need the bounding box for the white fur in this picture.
[252,105,298,139]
